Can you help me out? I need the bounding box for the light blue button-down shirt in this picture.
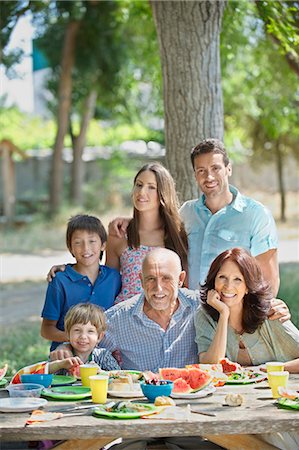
[180,185,278,289]
[101,288,200,372]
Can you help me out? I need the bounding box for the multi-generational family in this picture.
[15,139,299,450]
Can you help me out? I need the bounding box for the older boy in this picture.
[41,214,121,351]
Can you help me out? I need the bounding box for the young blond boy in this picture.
[12,303,120,383]
[41,214,121,351]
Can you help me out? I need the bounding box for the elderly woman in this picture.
[195,247,299,367]
[195,247,299,450]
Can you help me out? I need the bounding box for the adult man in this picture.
[179,138,279,295]
[51,248,200,371]
[108,139,279,296]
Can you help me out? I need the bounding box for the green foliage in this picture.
[0,105,56,151]
[221,1,299,164]
[1,322,49,377]
[278,263,299,328]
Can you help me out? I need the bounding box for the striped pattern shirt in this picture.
[101,288,200,372]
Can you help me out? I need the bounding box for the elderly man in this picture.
[51,248,199,371]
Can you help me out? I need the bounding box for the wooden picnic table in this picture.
[1,374,298,450]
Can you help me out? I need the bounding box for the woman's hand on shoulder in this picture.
[47,264,66,282]
[268,298,290,323]
[108,217,131,238]
[207,289,230,316]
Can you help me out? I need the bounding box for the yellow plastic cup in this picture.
[80,364,99,387]
[89,375,109,404]
[266,362,284,373]
[268,371,289,399]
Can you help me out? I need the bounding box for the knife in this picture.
[190,409,216,417]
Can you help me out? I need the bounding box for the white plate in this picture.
[0,397,48,413]
[225,372,267,384]
[108,390,144,398]
[171,385,216,399]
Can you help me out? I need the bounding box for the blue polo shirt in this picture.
[180,185,278,289]
[41,264,121,351]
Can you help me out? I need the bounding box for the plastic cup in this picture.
[89,375,109,404]
[80,364,99,387]
[268,371,289,398]
[266,362,284,373]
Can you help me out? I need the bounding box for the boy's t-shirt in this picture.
[41,264,121,351]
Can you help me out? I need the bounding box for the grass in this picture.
[1,263,298,377]
[1,322,49,378]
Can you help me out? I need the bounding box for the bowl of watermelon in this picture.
[140,379,173,403]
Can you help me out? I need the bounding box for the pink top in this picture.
[114,246,157,303]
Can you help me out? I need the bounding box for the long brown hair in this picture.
[201,248,272,333]
[127,162,188,275]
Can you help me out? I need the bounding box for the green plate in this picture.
[51,375,77,386]
[93,403,157,419]
[42,385,91,401]
[0,378,8,387]
[277,398,299,411]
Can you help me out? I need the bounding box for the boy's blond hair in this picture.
[64,303,107,336]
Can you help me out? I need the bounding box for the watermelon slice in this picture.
[69,365,81,378]
[159,368,189,383]
[0,364,8,380]
[159,367,212,392]
[188,368,212,391]
[219,358,241,374]
[172,378,192,393]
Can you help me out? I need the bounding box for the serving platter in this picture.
[225,371,266,385]
[108,390,144,398]
[171,385,216,399]
[0,398,48,413]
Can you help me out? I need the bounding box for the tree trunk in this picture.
[150,0,226,202]
[49,21,80,216]
[70,89,97,206]
[275,139,286,222]
[1,143,16,221]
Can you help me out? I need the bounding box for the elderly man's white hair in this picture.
[142,248,182,272]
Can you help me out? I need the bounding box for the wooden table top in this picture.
[1,375,298,443]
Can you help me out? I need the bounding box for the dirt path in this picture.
[0,281,46,328]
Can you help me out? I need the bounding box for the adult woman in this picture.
[195,247,299,366]
[47,162,188,303]
[106,162,188,302]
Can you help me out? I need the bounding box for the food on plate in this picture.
[219,358,242,374]
[278,387,299,400]
[186,363,222,372]
[225,393,244,407]
[154,396,176,406]
[159,367,212,393]
[0,364,8,381]
[98,401,153,413]
[108,371,142,392]
[173,378,192,394]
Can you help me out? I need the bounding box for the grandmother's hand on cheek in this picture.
[268,298,290,323]
[207,289,230,316]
